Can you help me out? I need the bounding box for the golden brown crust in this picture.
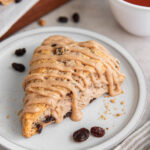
[22,104,50,138]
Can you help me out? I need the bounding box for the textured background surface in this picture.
[0,0,150,149]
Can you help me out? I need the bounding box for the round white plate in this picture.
[0,27,146,150]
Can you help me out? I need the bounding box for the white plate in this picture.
[0,27,146,150]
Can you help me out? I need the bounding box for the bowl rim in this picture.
[116,0,150,10]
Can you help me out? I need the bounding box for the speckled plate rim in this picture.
[0,27,147,150]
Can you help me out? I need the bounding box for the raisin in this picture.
[90,126,105,137]
[63,61,67,65]
[15,48,26,56]
[90,98,96,103]
[12,63,25,72]
[52,44,57,47]
[53,47,67,55]
[36,124,43,134]
[53,47,61,55]
[73,128,90,142]
[43,115,55,123]
[72,13,80,23]
[64,111,72,118]
[58,16,68,23]
[66,92,72,96]
[15,0,22,3]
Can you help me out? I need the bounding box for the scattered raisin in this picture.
[64,111,72,118]
[15,48,26,56]
[53,47,67,55]
[43,115,55,123]
[90,98,96,103]
[63,61,67,65]
[90,126,105,137]
[12,63,25,72]
[58,16,68,23]
[66,92,72,96]
[73,128,90,142]
[72,13,80,23]
[52,44,57,47]
[15,0,22,3]
[36,124,43,134]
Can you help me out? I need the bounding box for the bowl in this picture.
[109,0,150,36]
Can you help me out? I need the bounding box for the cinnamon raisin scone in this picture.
[20,35,126,138]
[0,0,14,5]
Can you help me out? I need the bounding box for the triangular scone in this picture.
[20,35,125,138]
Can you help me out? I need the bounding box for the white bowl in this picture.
[109,0,150,36]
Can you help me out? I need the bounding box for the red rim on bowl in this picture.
[116,0,150,10]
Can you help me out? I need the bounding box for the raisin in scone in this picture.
[20,35,126,138]
[0,0,14,5]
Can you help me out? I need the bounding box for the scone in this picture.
[20,35,126,138]
[0,0,14,5]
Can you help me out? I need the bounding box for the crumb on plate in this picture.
[121,101,125,105]
[110,99,116,103]
[105,104,110,111]
[100,115,107,120]
[116,113,121,117]
[38,19,46,26]
[121,90,124,94]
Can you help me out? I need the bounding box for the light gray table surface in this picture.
[0,0,150,149]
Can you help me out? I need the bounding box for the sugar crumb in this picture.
[116,113,121,117]
[110,99,116,103]
[121,90,124,94]
[100,115,107,120]
[105,104,110,111]
[121,101,125,105]
[38,19,46,26]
